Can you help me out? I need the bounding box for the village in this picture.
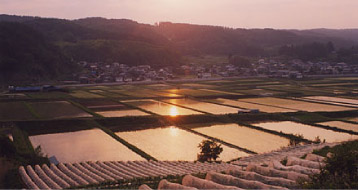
[76,59,358,84]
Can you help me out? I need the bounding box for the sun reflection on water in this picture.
[169,106,178,117]
[169,126,179,136]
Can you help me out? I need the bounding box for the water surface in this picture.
[165,99,240,114]
[116,126,248,161]
[210,98,295,113]
[96,110,150,117]
[242,97,352,112]
[254,121,358,142]
[193,123,290,153]
[318,121,358,133]
[30,129,144,163]
[123,99,202,116]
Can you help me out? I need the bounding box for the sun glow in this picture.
[169,126,179,136]
[169,106,178,117]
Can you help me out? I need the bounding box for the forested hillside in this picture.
[0,14,357,84]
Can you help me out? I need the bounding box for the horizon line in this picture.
[1,14,358,31]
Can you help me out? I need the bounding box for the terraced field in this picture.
[2,76,358,189]
[29,129,145,163]
[123,99,202,116]
[192,123,290,153]
[254,121,358,142]
[0,101,35,121]
[116,126,248,161]
[209,98,295,113]
[18,143,331,189]
[29,101,92,119]
[318,121,358,133]
[164,99,240,114]
[241,97,353,112]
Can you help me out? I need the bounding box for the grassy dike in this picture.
[67,99,104,118]
[23,101,41,119]
[93,121,157,161]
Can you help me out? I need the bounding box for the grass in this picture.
[302,140,358,189]
[313,140,358,157]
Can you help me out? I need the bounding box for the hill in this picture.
[0,14,358,84]
[0,22,77,85]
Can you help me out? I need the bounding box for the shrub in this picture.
[197,140,223,162]
[301,140,358,189]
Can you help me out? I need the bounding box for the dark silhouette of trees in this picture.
[229,55,252,68]
[197,140,223,162]
[279,42,335,61]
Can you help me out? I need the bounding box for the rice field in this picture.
[346,118,358,122]
[198,89,243,95]
[70,90,104,98]
[179,83,216,89]
[163,89,223,97]
[192,123,290,153]
[253,121,358,143]
[122,99,202,116]
[76,99,123,110]
[210,98,295,113]
[235,89,284,96]
[0,102,35,121]
[303,96,358,106]
[241,97,353,112]
[29,129,145,163]
[88,90,128,98]
[26,92,72,99]
[96,110,150,117]
[317,121,358,133]
[115,126,248,161]
[110,89,182,98]
[29,101,92,119]
[164,99,240,114]
[296,97,356,107]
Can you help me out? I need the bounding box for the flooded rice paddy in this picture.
[198,89,243,95]
[164,99,240,114]
[318,121,358,133]
[242,97,353,112]
[211,98,295,113]
[122,99,202,116]
[29,129,145,163]
[347,118,358,122]
[192,123,290,153]
[303,96,358,106]
[254,121,358,143]
[116,126,248,161]
[96,110,150,117]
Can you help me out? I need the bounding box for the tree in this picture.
[301,140,358,189]
[197,140,223,162]
[229,55,252,68]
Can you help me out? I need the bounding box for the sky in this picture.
[1,0,358,29]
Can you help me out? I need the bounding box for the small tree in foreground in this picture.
[197,140,223,162]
